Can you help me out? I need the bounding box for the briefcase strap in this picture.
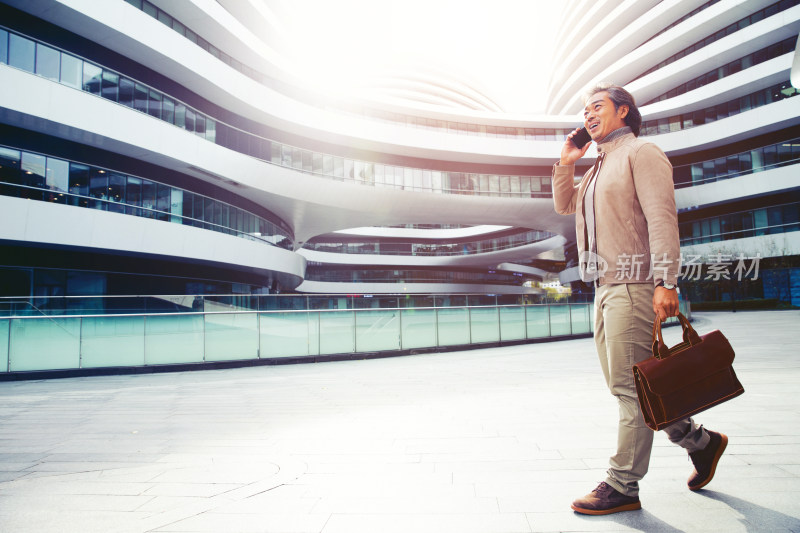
[651,312,702,360]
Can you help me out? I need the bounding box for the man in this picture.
[551,84,727,515]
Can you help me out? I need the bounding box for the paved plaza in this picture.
[0,310,799,532]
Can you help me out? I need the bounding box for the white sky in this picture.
[277,0,565,113]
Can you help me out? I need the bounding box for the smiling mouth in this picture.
[588,122,600,133]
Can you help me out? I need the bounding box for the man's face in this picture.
[583,91,628,142]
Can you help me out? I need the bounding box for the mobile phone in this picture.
[570,127,592,149]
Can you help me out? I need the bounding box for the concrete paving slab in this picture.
[0,310,798,532]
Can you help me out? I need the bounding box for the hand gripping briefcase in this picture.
[633,312,744,431]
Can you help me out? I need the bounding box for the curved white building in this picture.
[1,0,798,307]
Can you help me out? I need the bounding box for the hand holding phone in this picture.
[570,127,592,149]
[560,127,593,166]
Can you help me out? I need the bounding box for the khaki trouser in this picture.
[594,283,711,497]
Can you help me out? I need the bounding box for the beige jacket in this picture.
[552,131,680,286]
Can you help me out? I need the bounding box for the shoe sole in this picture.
[689,433,728,491]
[571,501,642,515]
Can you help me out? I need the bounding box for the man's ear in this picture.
[618,105,629,119]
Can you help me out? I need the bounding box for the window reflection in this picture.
[8,33,34,71]
[89,168,108,209]
[35,43,60,81]
[68,163,90,207]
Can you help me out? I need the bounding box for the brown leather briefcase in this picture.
[633,312,744,431]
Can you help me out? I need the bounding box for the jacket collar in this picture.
[597,127,635,154]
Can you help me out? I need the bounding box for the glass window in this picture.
[181,190,193,220]
[738,151,752,173]
[172,19,186,36]
[156,183,170,221]
[185,108,195,132]
[673,165,691,185]
[20,152,46,200]
[196,36,209,53]
[312,152,323,174]
[714,157,727,177]
[519,176,531,195]
[205,118,215,143]
[35,43,60,81]
[778,141,792,164]
[783,203,800,232]
[59,53,82,89]
[702,160,715,181]
[8,34,35,72]
[148,89,162,118]
[767,206,783,234]
[185,28,198,45]
[0,146,22,184]
[89,168,108,209]
[125,176,142,216]
[118,77,134,107]
[763,145,778,167]
[212,200,223,228]
[750,146,764,170]
[412,168,423,189]
[192,193,203,227]
[203,197,214,225]
[266,142,279,165]
[170,188,184,223]
[82,62,102,94]
[141,179,156,218]
[68,163,90,207]
[174,103,186,128]
[214,122,227,147]
[280,145,291,167]
[333,157,343,178]
[133,83,148,113]
[303,151,313,172]
[292,148,303,169]
[142,0,158,18]
[157,9,172,27]
[101,70,119,102]
[0,29,8,64]
[489,175,500,194]
[195,114,206,137]
[45,157,69,204]
[107,172,125,213]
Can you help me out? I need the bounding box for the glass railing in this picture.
[0,25,553,198]
[0,293,593,317]
[0,144,293,249]
[673,137,800,188]
[303,229,556,256]
[0,294,691,374]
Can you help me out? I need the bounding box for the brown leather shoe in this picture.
[571,482,641,515]
[688,430,728,491]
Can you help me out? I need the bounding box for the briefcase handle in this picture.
[652,312,702,360]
